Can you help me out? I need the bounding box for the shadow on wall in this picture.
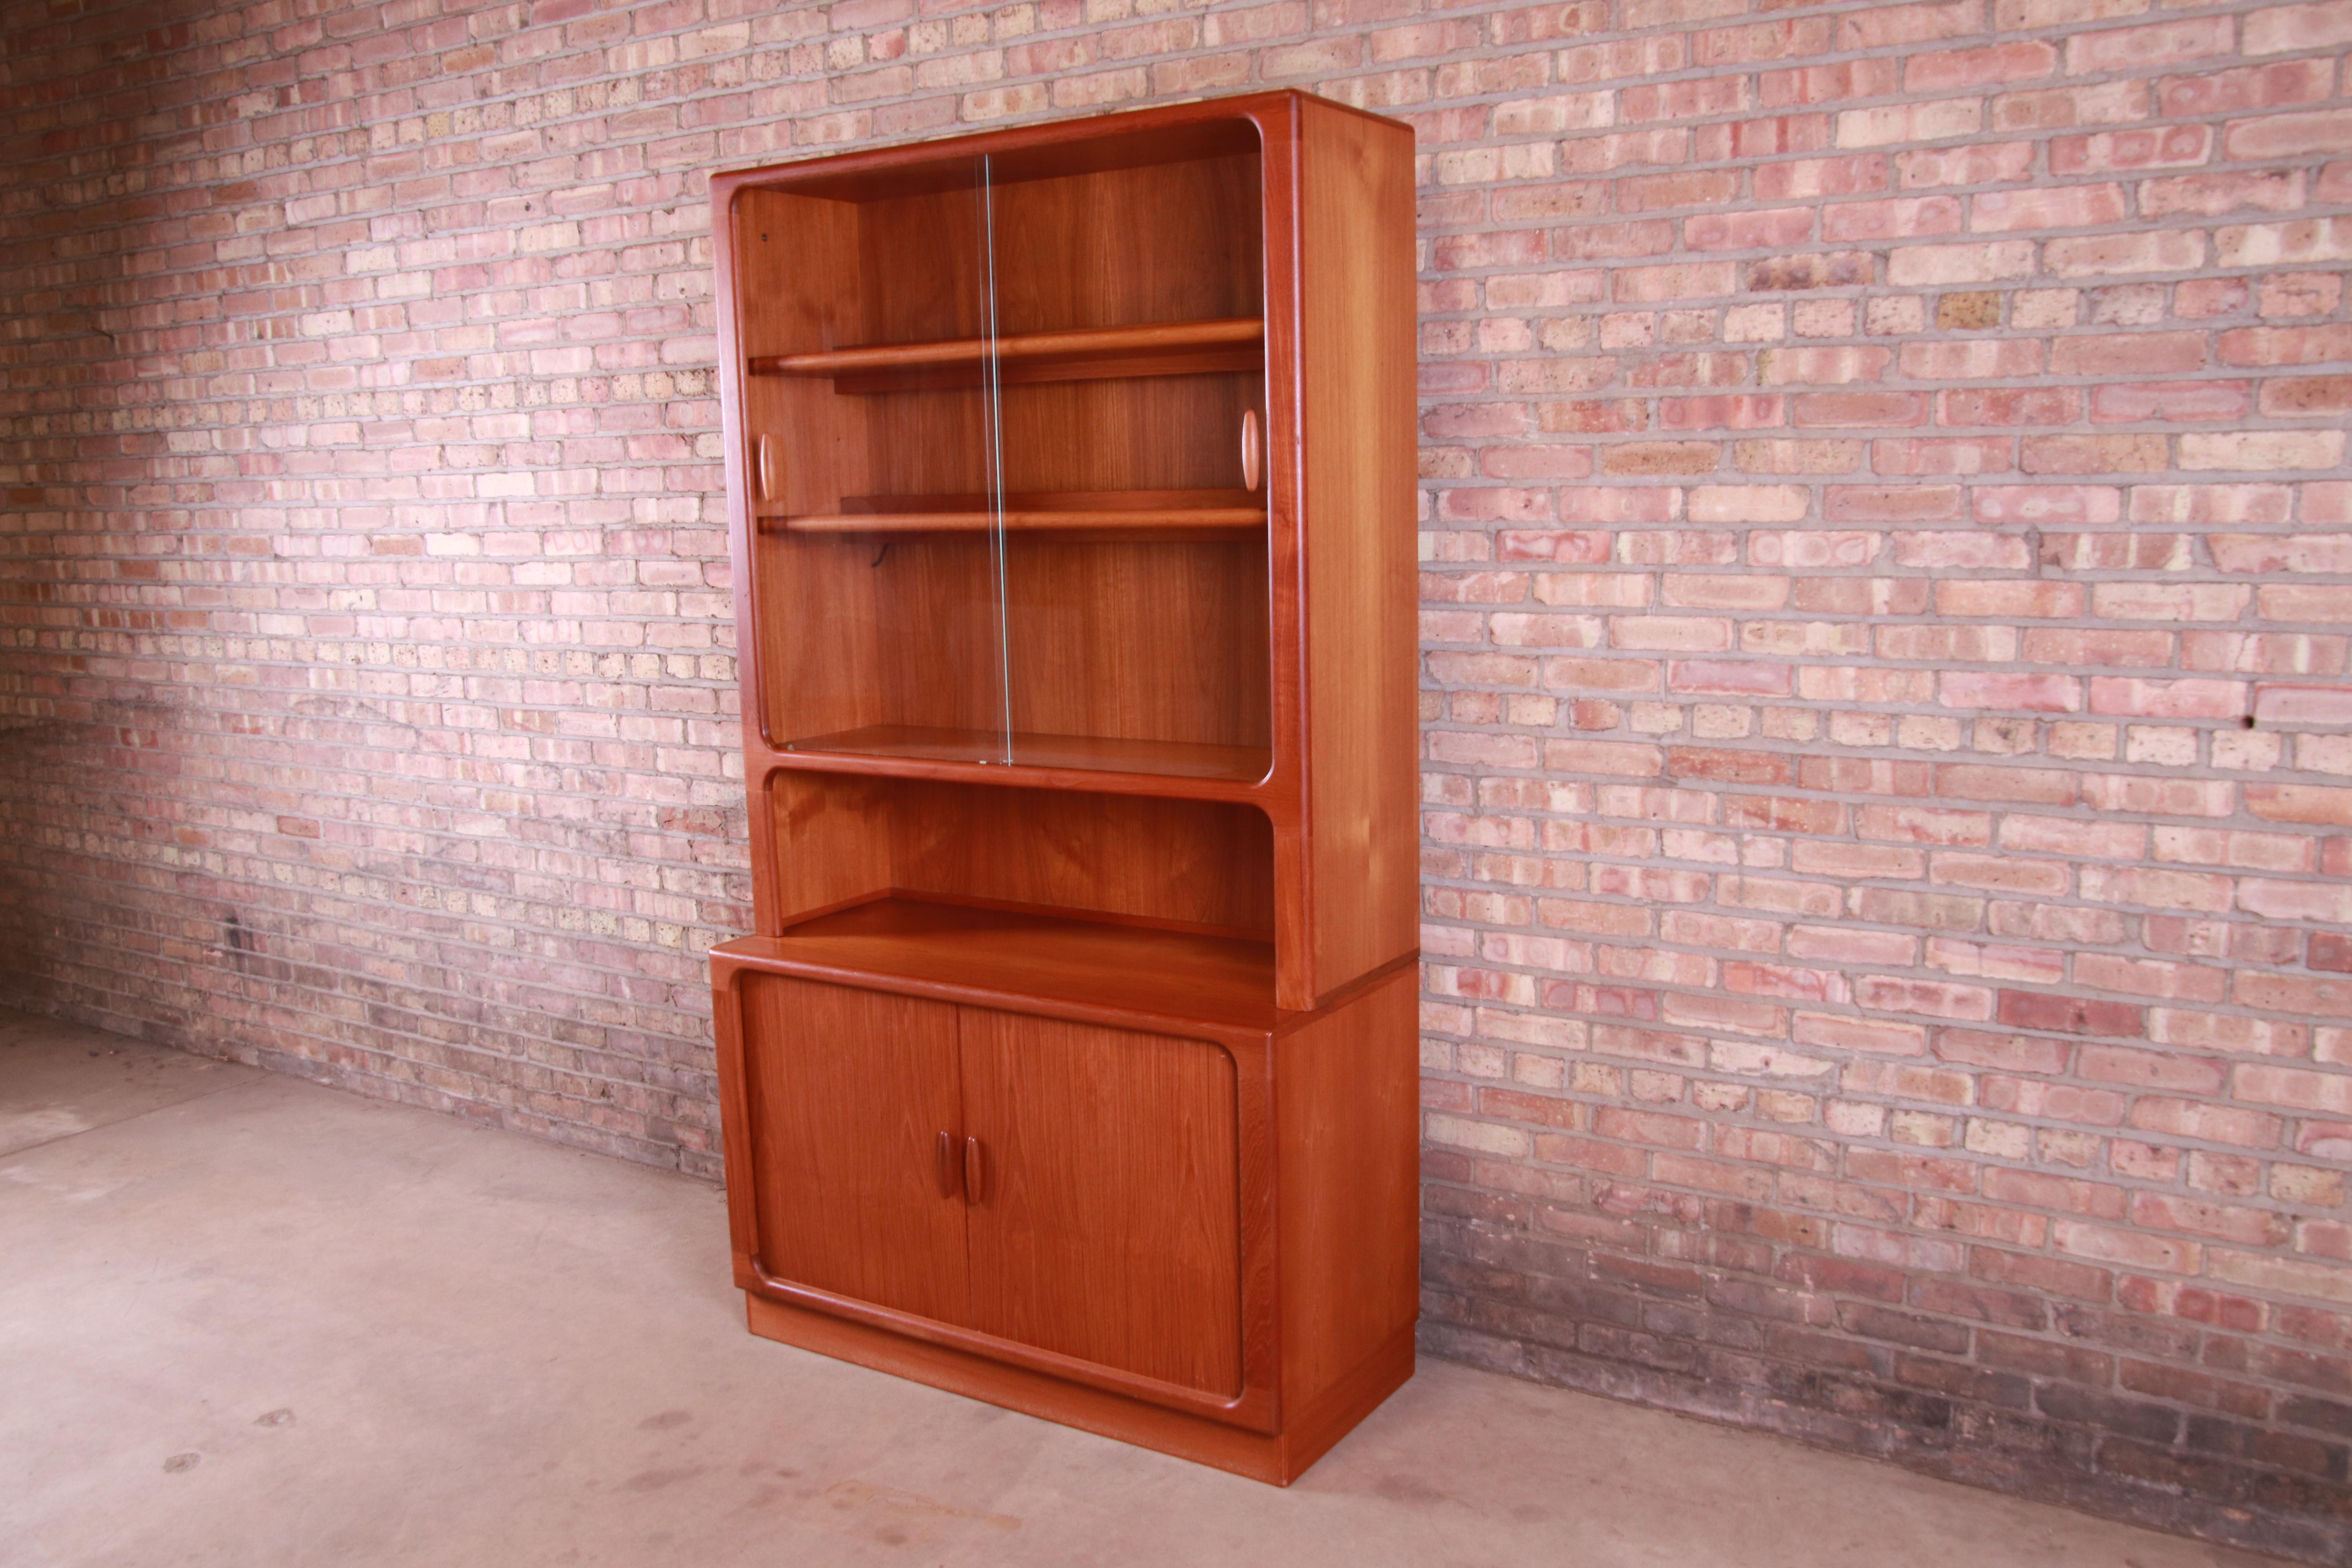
[0,0,736,1176]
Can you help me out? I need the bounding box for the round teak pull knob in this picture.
[755,434,780,503]
[1240,408,1262,494]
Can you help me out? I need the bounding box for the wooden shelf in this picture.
[772,509,1263,536]
[719,896,1279,1030]
[748,318,1264,392]
[783,724,1272,783]
[764,487,1265,538]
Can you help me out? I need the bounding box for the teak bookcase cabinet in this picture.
[705,91,1417,1484]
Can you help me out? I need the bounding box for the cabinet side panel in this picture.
[1278,964,1419,1412]
[958,1009,1245,1396]
[736,191,879,749]
[1297,105,1418,1001]
[770,771,895,924]
[740,975,972,1325]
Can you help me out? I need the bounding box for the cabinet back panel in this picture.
[1005,538,1270,751]
[861,387,990,502]
[989,154,1261,337]
[854,185,991,347]
[997,374,1256,495]
[891,782,1275,936]
[871,537,1007,735]
[756,535,1003,745]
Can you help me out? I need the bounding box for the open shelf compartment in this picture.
[761,770,1277,986]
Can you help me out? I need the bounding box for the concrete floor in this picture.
[0,1005,2287,1568]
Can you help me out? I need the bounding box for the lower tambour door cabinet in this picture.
[742,975,1246,1396]
[706,89,1419,1482]
[709,933,1420,1483]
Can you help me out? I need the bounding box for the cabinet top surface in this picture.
[707,89,1409,199]
[714,897,1282,1033]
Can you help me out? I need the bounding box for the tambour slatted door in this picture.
[739,976,970,1327]
[956,1007,1245,1397]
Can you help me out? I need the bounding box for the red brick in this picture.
[2069,16,2235,74]
[1684,208,1815,250]
[2159,59,2335,117]
[2225,108,2352,160]
[2049,332,2207,376]
[1995,991,2145,1039]
[1970,183,2127,232]
[2218,324,2352,367]
[2089,380,2249,423]
[2051,127,2210,175]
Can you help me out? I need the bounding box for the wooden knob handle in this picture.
[934,1130,959,1199]
[963,1136,985,1205]
[755,434,780,503]
[1240,409,1262,494]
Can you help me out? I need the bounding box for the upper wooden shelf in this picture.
[748,318,1265,392]
[716,896,1279,1031]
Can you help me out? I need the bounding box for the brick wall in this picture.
[2,0,2347,1555]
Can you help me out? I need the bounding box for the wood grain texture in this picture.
[719,897,1277,1029]
[1275,962,1420,1409]
[737,975,971,1325]
[996,377,1261,500]
[782,724,1269,782]
[750,315,1262,379]
[990,154,1261,336]
[889,780,1275,935]
[735,188,878,753]
[1004,537,1270,755]
[960,1008,1244,1396]
[766,769,895,928]
[779,508,1263,535]
[764,773,1278,935]
[1297,96,1419,1005]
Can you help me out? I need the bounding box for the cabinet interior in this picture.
[734,125,1272,782]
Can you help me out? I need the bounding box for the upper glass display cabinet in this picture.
[728,123,1271,784]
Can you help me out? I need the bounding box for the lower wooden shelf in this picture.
[781,724,1272,785]
[717,895,1279,1030]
